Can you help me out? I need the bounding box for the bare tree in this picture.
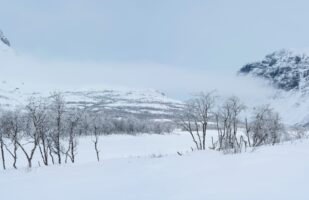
[50,92,66,164]
[215,99,233,151]
[16,98,41,168]
[215,96,245,153]
[64,108,82,163]
[47,138,55,165]
[244,117,251,147]
[250,105,285,147]
[27,97,51,166]
[176,92,216,150]
[17,128,38,168]
[93,124,100,162]
[0,110,24,169]
[193,92,216,150]
[229,97,246,152]
[89,113,102,162]
[0,113,6,170]
[176,101,201,150]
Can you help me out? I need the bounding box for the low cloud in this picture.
[0,50,274,104]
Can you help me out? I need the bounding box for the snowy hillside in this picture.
[239,49,309,125]
[0,81,183,120]
[63,89,183,119]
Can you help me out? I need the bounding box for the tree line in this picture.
[0,91,305,170]
[0,92,174,170]
[176,92,291,153]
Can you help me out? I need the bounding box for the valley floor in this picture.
[0,132,308,200]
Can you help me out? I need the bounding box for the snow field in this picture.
[0,131,308,200]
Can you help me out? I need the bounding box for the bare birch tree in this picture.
[27,97,52,166]
[177,92,216,150]
[16,98,41,168]
[89,113,102,162]
[214,97,246,153]
[0,110,24,169]
[64,108,82,163]
[50,92,66,164]
[250,105,285,147]
[0,113,6,170]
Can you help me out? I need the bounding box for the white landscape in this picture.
[1,1,309,200]
[0,132,308,200]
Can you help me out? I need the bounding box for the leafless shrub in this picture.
[250,105,285,147]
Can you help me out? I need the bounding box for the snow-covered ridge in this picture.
[0,81,183,120]
[62,89,183,119]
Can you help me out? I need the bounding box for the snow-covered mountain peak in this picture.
[239,49,309,93]
[0,30,10,48]
[238,49,309,125]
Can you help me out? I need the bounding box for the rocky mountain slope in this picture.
[239,49,309,125]
[0,30,10,48]
[239,49,309,92]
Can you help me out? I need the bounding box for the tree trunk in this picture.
[0,140,6,170]
[56,116,62,164]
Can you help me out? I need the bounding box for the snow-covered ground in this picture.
[0,131,308,200]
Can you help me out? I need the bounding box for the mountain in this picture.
[0,30,182,121]
[239,49,309,125]
[239,49,309,92]
[62,89,183,120]
[0,81,183,121]
[0,30,10,48]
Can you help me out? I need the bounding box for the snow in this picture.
[0,132,309,200]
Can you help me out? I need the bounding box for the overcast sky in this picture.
[1,0,309,99]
